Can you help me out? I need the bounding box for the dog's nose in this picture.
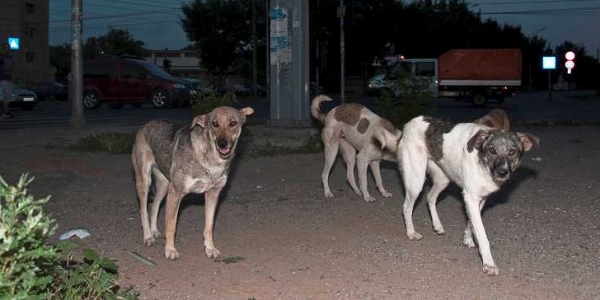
[495,169,509,178]
[217,138,228,149]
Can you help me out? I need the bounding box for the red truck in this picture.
[385,48,522,106]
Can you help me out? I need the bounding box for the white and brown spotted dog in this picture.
[397,115,539,275]
[311,95,402,202]
[132,106,254,260]
[474,108,510,131]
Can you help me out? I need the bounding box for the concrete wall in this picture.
[0,0,52,84]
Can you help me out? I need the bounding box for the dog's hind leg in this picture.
[426,161,449,235]
[148,168,169,243]
[463,195,498,275]
[399,141,428,240]
[132,146,154,246]
[321,128,340,198]
[370,161,392,198]
[339,139,361,196]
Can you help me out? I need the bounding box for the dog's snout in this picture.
[495,168,509,178]
[217,138,228,149]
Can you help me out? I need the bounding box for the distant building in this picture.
[144,49,203,78]
[0,0,52,84]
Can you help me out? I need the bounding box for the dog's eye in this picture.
[488,147,497,155]
[508,149,516,156]
[212,120,219,127]
[229,121,237,127]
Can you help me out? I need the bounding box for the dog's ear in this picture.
[467,130,491,153]
[240,107,254,117]
[516,132,540,151]
[190,114,208,129]
[238,107,254,123]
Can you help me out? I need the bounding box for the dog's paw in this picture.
[363,195,377,203]
[324,191,334,198]
[434,226,445,235]
[380,190,393,198]
[143,237,157,246]
[352,188,362,196]
[151,230,161,239]
[205,247,221,259]
[483,264,500,276]
[164,247,180,260]
[407,232,423,241]
[462,235,476,248]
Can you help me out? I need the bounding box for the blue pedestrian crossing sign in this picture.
[8,37,19,50]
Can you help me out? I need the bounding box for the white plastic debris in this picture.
[531,157,542,161]
[59,229,90,240]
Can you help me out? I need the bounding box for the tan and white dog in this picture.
[397,115,539,275]
[474,108,510,131]
[311,95,402,202]
[132,106,253,260]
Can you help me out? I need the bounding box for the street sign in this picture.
[565,60,575,74]
[8,37,19,50]
[565,51,575,61]
[542,56,556,70]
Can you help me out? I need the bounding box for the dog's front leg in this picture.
[164,184,184,260]
[356,152,376,202]
[464,194,498,275]
[462,199,486,248]
[370,161,392,198]
[203,185,224,258]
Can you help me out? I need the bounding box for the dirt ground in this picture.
[1,125,600,299]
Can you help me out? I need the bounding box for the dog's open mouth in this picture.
[218,147,232,158]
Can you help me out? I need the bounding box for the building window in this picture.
[26,52,35,63]
[25,2,34,14]
[26,27,36,39]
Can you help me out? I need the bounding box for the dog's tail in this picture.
[310,94,333,123]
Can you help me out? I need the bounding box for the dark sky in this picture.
[49,0,599,57]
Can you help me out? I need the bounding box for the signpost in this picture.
[542,56,556,102]
[7,37,19,50]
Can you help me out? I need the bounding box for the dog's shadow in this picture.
[431,165,539,210]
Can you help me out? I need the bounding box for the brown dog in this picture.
[311,95,402,202]
[132,106,253,260]
[474,108,510,131]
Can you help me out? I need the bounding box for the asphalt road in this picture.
[1,89,598,130]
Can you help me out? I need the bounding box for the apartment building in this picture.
[0,0,51,84]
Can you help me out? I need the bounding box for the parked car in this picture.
[30,81,68,101]
[232,83,266,96]
[180,77,219,96]
[366,73,392,96]
[83,56,196,109]
[0,85,38,111]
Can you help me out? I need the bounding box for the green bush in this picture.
[374,69,432,127]
[0,175,138,299]
[67,132,135,154]
[191,90,238,116]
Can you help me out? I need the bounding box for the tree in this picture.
[181,0,260,75]
[49,44,71,82]
[83,28,147,59]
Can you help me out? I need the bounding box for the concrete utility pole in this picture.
[70,0,85,129]
[252,0,258,99]
[268,0,310,127]
[338,0,345,103]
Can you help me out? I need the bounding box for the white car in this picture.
[0,85,38,111]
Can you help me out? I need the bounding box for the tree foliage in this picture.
[181,0,266,76]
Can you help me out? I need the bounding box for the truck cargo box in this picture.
[438,49,522,86]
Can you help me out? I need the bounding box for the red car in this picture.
[82,56,197,109]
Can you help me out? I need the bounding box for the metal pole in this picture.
[547,70,552,102]
[70,0,85,129]
[252,0,258,99]
[339,0,345,103]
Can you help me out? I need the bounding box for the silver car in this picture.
[0,85,38,111]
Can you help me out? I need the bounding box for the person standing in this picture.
[0,43,14,118]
